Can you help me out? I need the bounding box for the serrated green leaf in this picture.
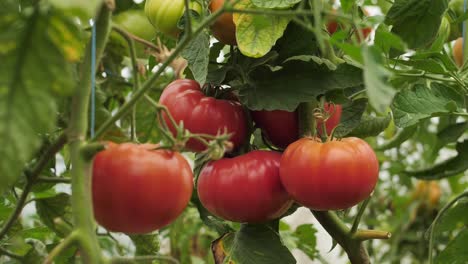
[0,8,82,194]
[437,122,468,146]
[251,0,302,9]
[212,224,295,264]
[233,0,291,58]
[348,114,392,138]
[182,32,210,85]
[376,125,418,151]
[392,84,463,128]
[36,193,72,237]
[404,140,468,180]
[435,228,468,264]
[385,0,449,49]
[362,45,396,113]
[274,22,318,62]
[334,98,368,137]
[241,61,363,111]
[374,25,407,54]
[293,224,318,260]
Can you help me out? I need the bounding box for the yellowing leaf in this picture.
[233,0,290,58]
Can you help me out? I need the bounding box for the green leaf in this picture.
[435,198,468,234]
[435,228,468,264]
[376,125,418,151]
[251,0,302,9]
[212,224,295,264]
[293,224,319,260]
[334,98,368,137]
[241,61,364,111]
[362,45,396,113]
[392,84,462,128]
[35,193,72,237]
[233,0,291,58]
[182,32,210,85]
[129,233,160,256]
[48,0,101,20]
[348,114,392,138]
[404,140,468,180]
[385,0,449,49]
[0,8,82,193]
[437,122,468,146]
[374,25,407,54]
[274,20,318,62]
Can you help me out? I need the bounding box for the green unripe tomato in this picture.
[114,10,155,41]
[145,0,202,37]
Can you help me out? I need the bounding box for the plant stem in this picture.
[93,8,225,140]
[43,231,78,264]
[350,197,371,234]
[112,25,141,141]
[353,230,392,241]
[298,101,318,137]
[68,4,112,263]
[0,133,67,240]
[37,176,71,184]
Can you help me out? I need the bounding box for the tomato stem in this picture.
[67,4,112,263]
[298,101,318,137]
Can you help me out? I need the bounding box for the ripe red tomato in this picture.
[210,0,237,45]
[280,137,379,210]
[197,150,293,222]
[92,143,193,234]
[327,21,339,35]
[159,79,247,152]
[454,37,464,67]
[251,103,342,149]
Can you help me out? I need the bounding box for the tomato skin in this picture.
[454,37,464,67]
[280,137,379,210]
[145,0,201,37]
[210,0,237,45]
[159,79,247,152]
[197,151,293,222]
[92,143,193,234]
[251,104,342,149]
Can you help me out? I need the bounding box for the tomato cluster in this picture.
[92,78,379,233]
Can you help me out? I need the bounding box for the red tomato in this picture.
[210,0,237,45]
[197,150,293,222]
[159,79,247,152]
[251,103,342,149]
[327,21,339,35]
[280,137,379,210]
[92,143,193,234]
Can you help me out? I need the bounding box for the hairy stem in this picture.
[43,231,79,264]
[68,5,112,263]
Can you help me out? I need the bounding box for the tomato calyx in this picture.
[145,95,234,158]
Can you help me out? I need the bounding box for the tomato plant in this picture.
[197,150,292,222]
[92,143,193,234]
[252,103,342,148]
[2,0,468,264]
[159,79,247,152]
[280,137,379,210]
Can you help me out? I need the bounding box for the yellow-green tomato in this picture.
[114,10,155,41]
[145,0,202,37]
